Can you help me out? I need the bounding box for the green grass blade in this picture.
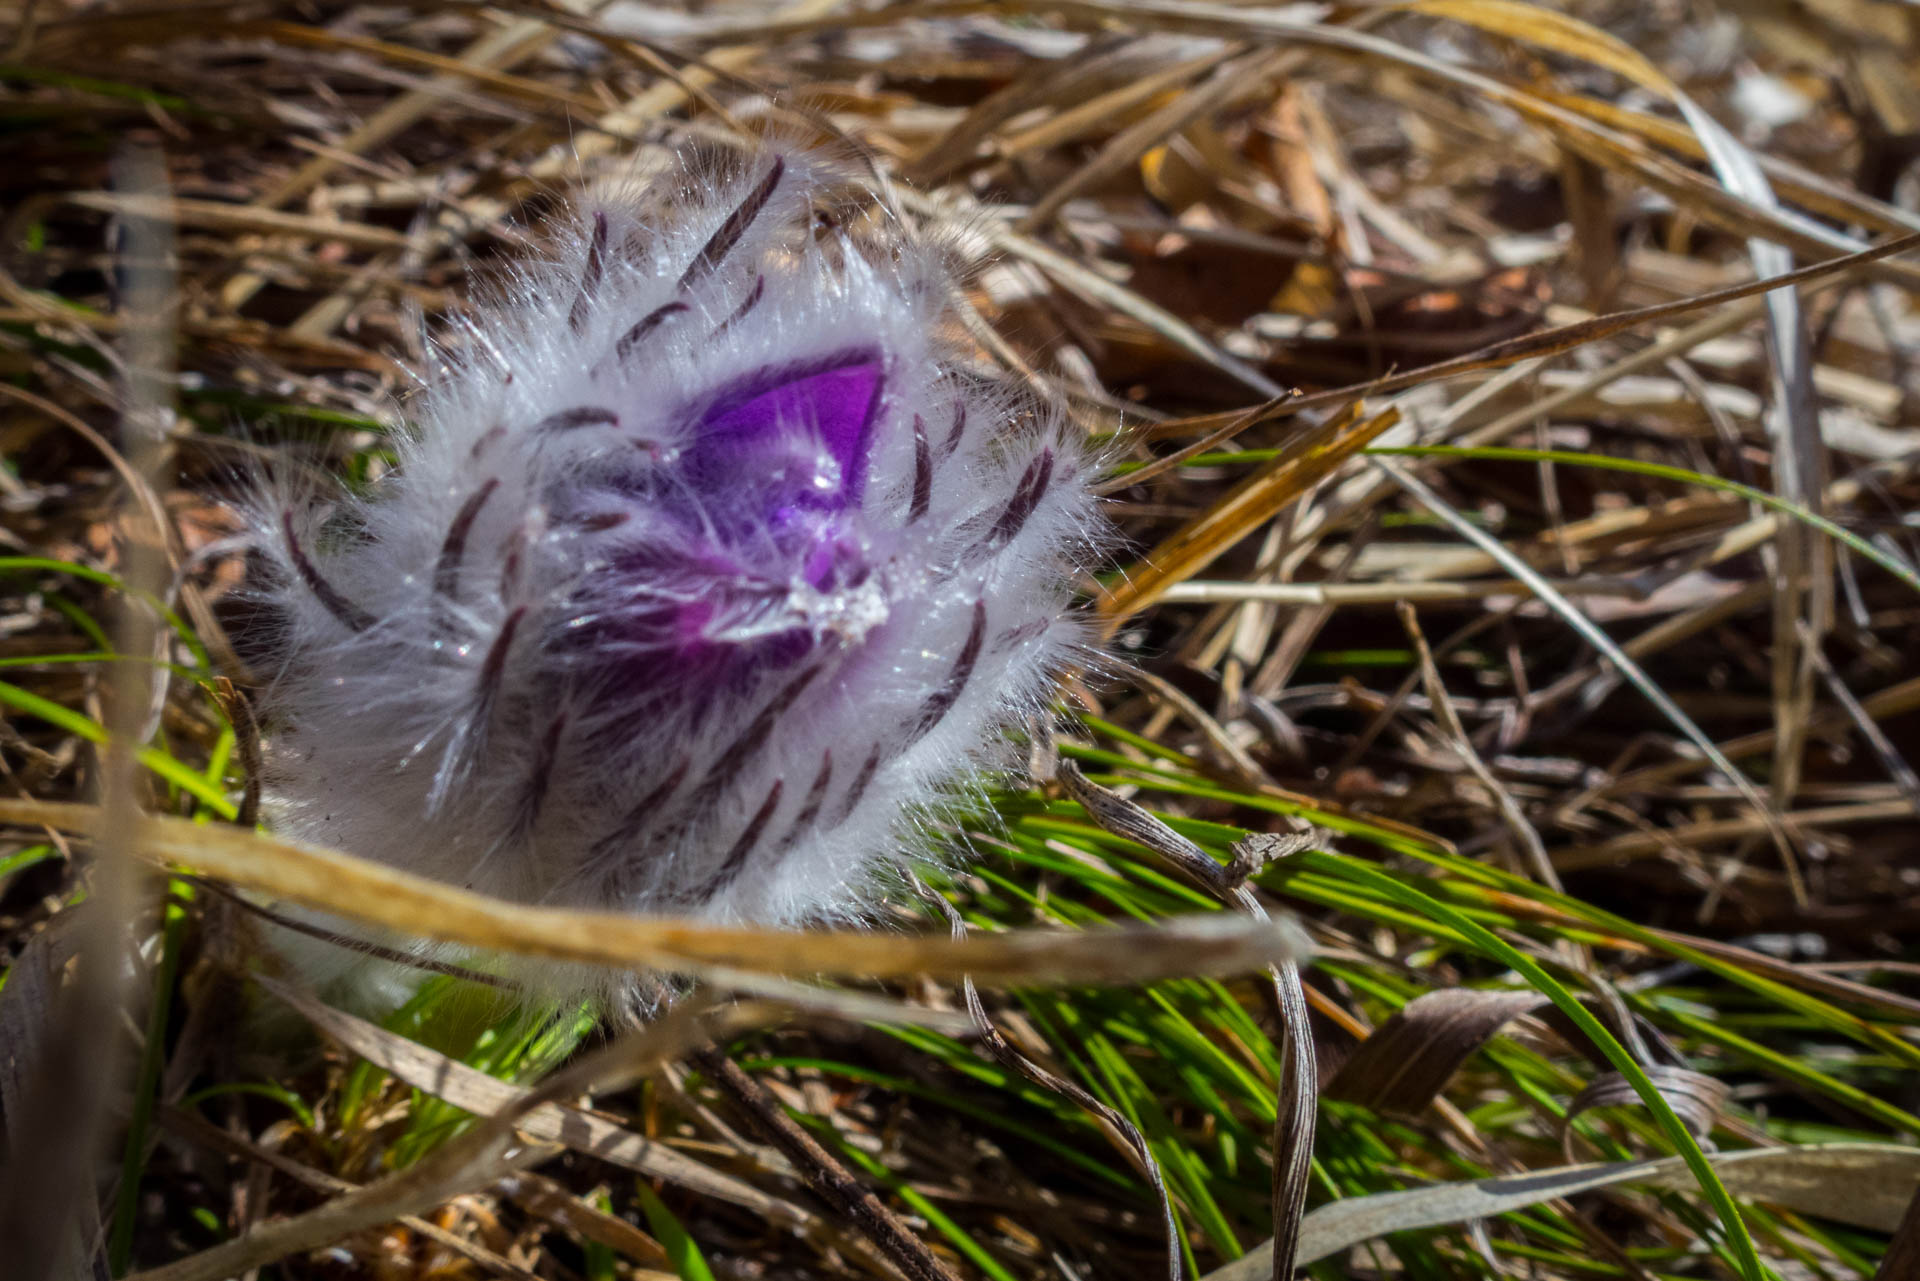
[1370,445,1920,596]
[634,1184,718,1281]
[1300,852,1770,1281]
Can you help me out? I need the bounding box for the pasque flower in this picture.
[250,146,1102,1003]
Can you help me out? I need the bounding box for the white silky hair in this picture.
[243,143,1106,1011]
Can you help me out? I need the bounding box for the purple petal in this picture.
[692,349,885,506]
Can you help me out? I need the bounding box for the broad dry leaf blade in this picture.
[1203,1143,1920,1281]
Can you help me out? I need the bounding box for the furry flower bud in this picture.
[249,146,1102,1003]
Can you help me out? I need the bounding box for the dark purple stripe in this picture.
[569,211,608,333]
[281,509,373,633]
[904,600,986,749]
[517,711,567,832]
[692,778,784,901]
[434,479,500,601]
[534,406,619,433]
[910,415,932,523]
[614,301,688,362]
[988,448,1053,547]
[678,157,785,293]
[710,274,766,338]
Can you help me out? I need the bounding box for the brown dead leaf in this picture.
[1323,988,1548,1114]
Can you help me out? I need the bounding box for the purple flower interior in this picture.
[687,350,884,506]
[566,350,890,698]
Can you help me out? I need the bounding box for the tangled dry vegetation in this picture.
[4,0,1920,1279]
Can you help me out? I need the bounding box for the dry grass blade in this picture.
[1158,578,1635,604]
[246,0,843,336]
[1407,0,1674,86]
[1045,0,1920,283]
[1398,602,1560,891]
[1531,87,1920,237]
[61,192,414,248]
[995,44,1237,162]
[234,18,609,114]
[0,800,1306,984]
[1101,404,1399,625]
[1375,460,1805,902]
[1202,1144,1920,1281]
[252,974,812,1225]
[497,1173,673,1271]
[1409,0,1831,834]
[981,220,1284,398]
[1635,928,1920,1022]
[1017,45,1273,230]
[1551,799,1916,871]
[0,147,174,1281]
[1263,928,1316,1281]
[1799,620,1920,811]
[1138,223,1920,452]
[692,1046,962,1281]
[212,0,606,311]
[1098,395,1293,496]
[155,1108,547,1281]
[672,965,977,1031]
[922,878,1186,1281]
[126,998,771,1281]
[906,34,1172,181]
[1054,765,1319,1281]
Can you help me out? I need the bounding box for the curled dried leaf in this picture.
[1564,1065,1731,1158]
[1323,988,1550,1115]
